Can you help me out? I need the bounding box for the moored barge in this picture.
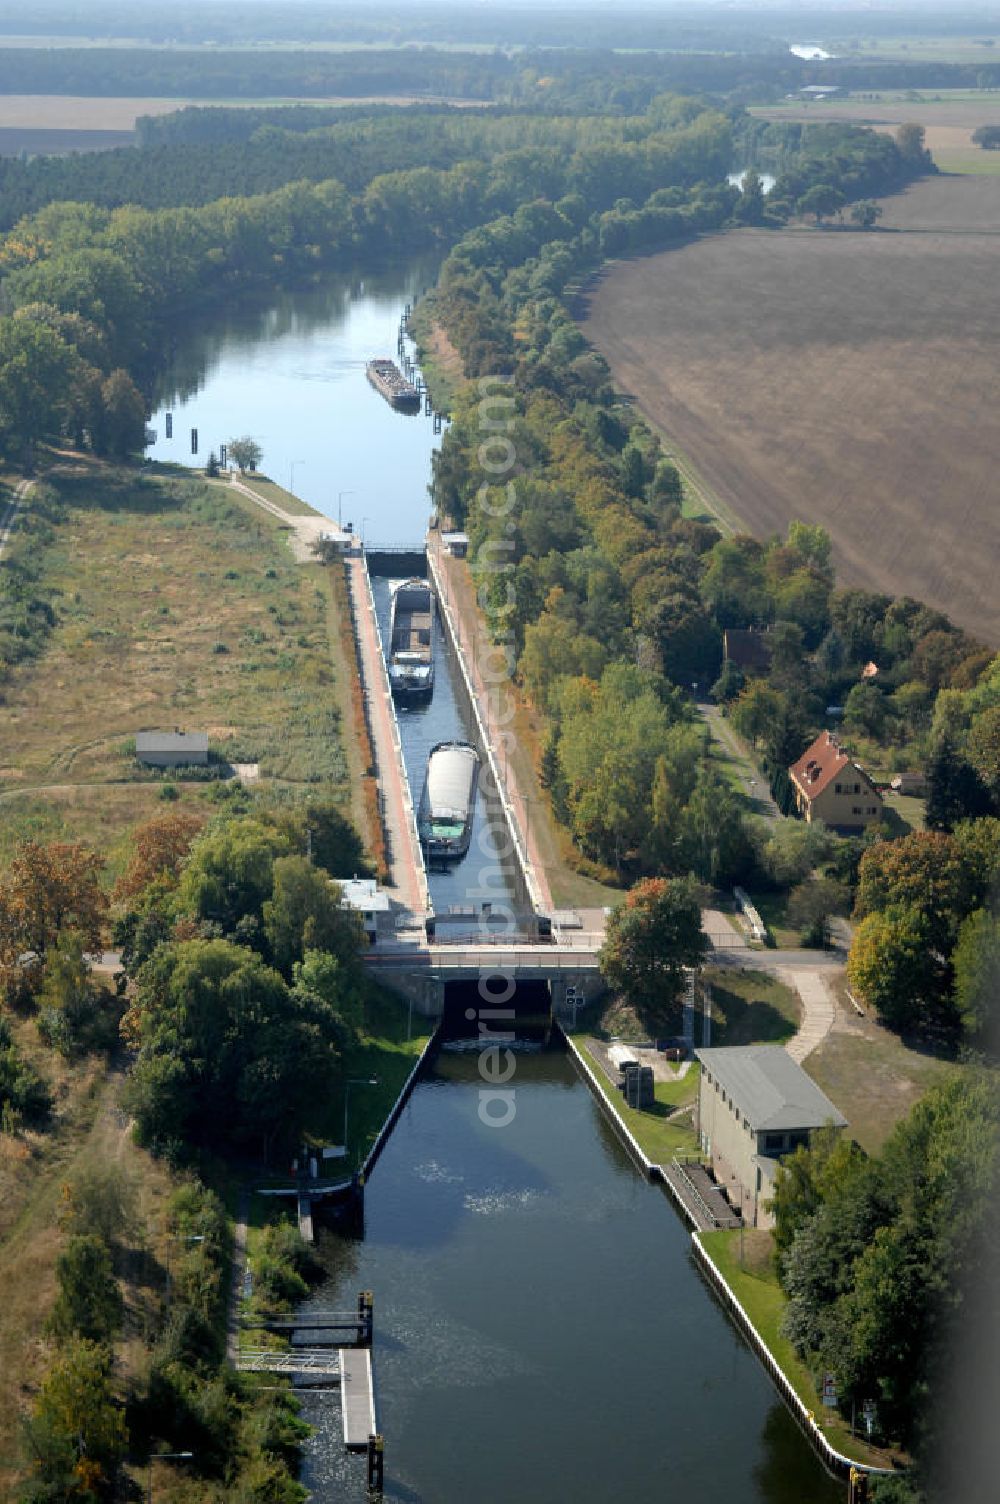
[366,357,420,412]
[418,741,480,862]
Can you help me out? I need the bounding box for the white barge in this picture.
[418,741,480,862]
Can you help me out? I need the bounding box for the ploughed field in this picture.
[579,176,1000,644]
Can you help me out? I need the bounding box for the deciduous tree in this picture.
[599,876,707,1031]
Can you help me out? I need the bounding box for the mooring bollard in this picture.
[367,1433,384,1496]
[358,1289,374,1346]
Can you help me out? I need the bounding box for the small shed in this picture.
[336,876,392,944]
[442,531,469,558]
[135,731,209,768]
[891,771,927,797]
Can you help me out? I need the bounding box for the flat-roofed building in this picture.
[696,1045,847,1228]
[335,876,392,945]
[135,731,209,768]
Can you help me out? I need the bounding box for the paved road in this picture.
[345,551,427,919]
[697,700,781,822]
[428,532,554,912]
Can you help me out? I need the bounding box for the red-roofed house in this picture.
[789,732,883,831]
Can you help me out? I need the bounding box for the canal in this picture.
[148,267,844,1501]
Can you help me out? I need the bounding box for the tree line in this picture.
[771,1075,1000,1500]
[428,112,949,882]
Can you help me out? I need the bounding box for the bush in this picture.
[0,1017,51,1127]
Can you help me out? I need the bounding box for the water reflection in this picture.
[145,259,442,545]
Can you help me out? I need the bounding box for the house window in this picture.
[854,783,861,794]
[763,1132,785,1153]
[834,782,842,794]
[853,806,862,815]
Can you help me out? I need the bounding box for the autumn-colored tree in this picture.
[113,810,205,903]
[847,907,949,1033]
[599,875,707,1032]
[853,831,979,951]
[0,841,106,985]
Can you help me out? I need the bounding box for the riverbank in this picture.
[565,1030,900,1480]
[696,1227,902,1478]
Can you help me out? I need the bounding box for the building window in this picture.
[834,782,841,794]
[763,1132,786,1153]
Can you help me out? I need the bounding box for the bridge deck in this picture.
[340,1347,377,1449]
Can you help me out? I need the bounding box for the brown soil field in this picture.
[0,95,190,129]
[579,176,1000,644]
[754,97,1000,131]
[0,126,133,155]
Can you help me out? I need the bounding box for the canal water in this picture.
[300,1051,843,1504]
[147,268,844,1501]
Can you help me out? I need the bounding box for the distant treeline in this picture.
[0,42,998,112]
[0,1,991,51]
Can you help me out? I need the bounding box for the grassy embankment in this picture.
[699,1226,903,1471]
[574,1041,700,1162]
[574,968,798,1155]
[0,454,374,871]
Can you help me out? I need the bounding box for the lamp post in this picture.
[361,515,373,549]
[147,1451,193,1503]
[344,1076,380,1161]
[289,459,305,496]
[337,489,355,528]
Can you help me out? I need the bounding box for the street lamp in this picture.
[289,459,305,496]
[337,489,356,528]
[361,515,373,549]
[147,1451,193,1503]
[344,1076,380,1158]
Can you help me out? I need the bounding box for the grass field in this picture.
[578,1041,700,1162]
[0,456,356,875]
[803,982,958,1154]
[579,175,1000,645]
[703,966,801,1045]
